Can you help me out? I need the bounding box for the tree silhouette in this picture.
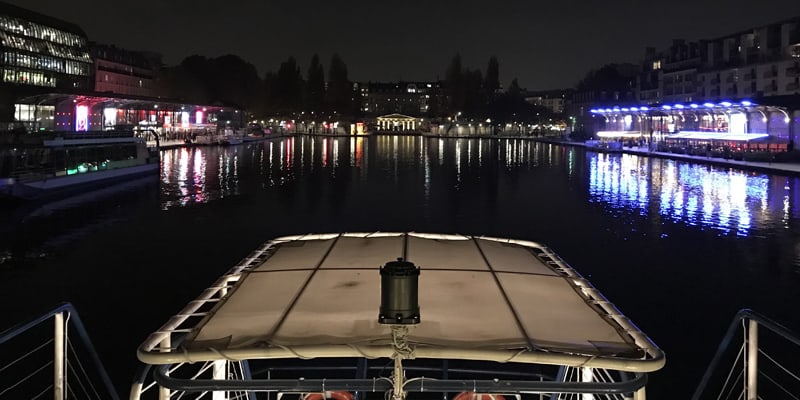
[326,53,353,116]
[444,53,464,114]
[306,54,325,113]
[484,56,500,99]
[158,54,260,109]
[275,56,304,112]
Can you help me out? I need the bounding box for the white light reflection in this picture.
[478,140,483,167]
[322,137,328,168]
[193,149,206,203]
[279,140,285,172]
[333,138,340,170]
[350,137,356,167]
[455,140,462,187]
[178,148,189,200]
[438,139,444,166]
[161,150,172,185]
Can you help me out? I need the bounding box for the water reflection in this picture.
[588,152,799,236]
[159,137,800,237]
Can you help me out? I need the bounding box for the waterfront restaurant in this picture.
[589,101,796,153]
[12,92,242,140]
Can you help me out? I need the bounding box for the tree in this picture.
[507,78,522,99]
[209,54,261,109]
[462,68,484,117]
[306,54,325,114]
[161,54,260,110]
[444,53,464,114]
[326,53,353,116]
[575,63,638,101]
[275,56,304,112]
[483,56,500,99]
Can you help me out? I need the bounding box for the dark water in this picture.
[2,135,800,399]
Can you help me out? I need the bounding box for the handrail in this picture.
[691,308,800,400]
[153,364,648,395]
[0,301,120,400]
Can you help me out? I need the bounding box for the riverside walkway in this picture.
[530,137,800,177]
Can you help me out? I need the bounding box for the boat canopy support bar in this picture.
[153,365,647,395]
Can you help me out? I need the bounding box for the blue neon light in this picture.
[741,100,752,106]
[704,102,715,108]
[674,104,685,109]
[690,104,699,108]
[720,101,732,107]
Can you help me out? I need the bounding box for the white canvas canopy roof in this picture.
[138,233,664,373]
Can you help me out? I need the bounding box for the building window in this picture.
[652,60,661,70]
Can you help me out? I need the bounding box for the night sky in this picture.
[6,0,800,90]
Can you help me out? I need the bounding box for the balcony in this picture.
[786,67,800,77]
[726,75,736,83]
[763,70,778,78]
[763,83,778,92]
[726,88,738,97]
[743,72,756,81]
[710,77,720,84]
[787,83,800,91]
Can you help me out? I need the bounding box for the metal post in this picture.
[54,312,65,400]
[212,285,230,400]
[581,367,594,400]
[746,319,758,400]
[159,336,171,400]
[213,361,227,400]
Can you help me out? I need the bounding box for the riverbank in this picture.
[529,137,800,177]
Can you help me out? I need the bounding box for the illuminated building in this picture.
[0,2,92,91]
[634,17,800,105]
[523,89,572,114]
[0,1,93,123]
[91,43,160,97]
[358,81,443,117]
[589,100,797,150]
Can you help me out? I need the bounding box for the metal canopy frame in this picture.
[150,364,648,395]
[132,232,664,399]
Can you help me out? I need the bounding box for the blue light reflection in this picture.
[588,153,790,236]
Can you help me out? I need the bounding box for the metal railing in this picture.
[0,302,119,400]
[691,309,800,400]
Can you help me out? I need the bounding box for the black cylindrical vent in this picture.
[378,258,420,324]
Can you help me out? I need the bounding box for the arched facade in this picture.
[376,113,418,132]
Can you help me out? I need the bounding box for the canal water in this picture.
[1,135,799,399]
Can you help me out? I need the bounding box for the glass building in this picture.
[0,1,92,90]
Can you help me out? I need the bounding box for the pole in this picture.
[581,367,593,400]
[159,335,171,400]
[54,312,65,400]
[746,319,758,400]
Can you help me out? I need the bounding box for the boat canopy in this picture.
[138,232,664,373]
